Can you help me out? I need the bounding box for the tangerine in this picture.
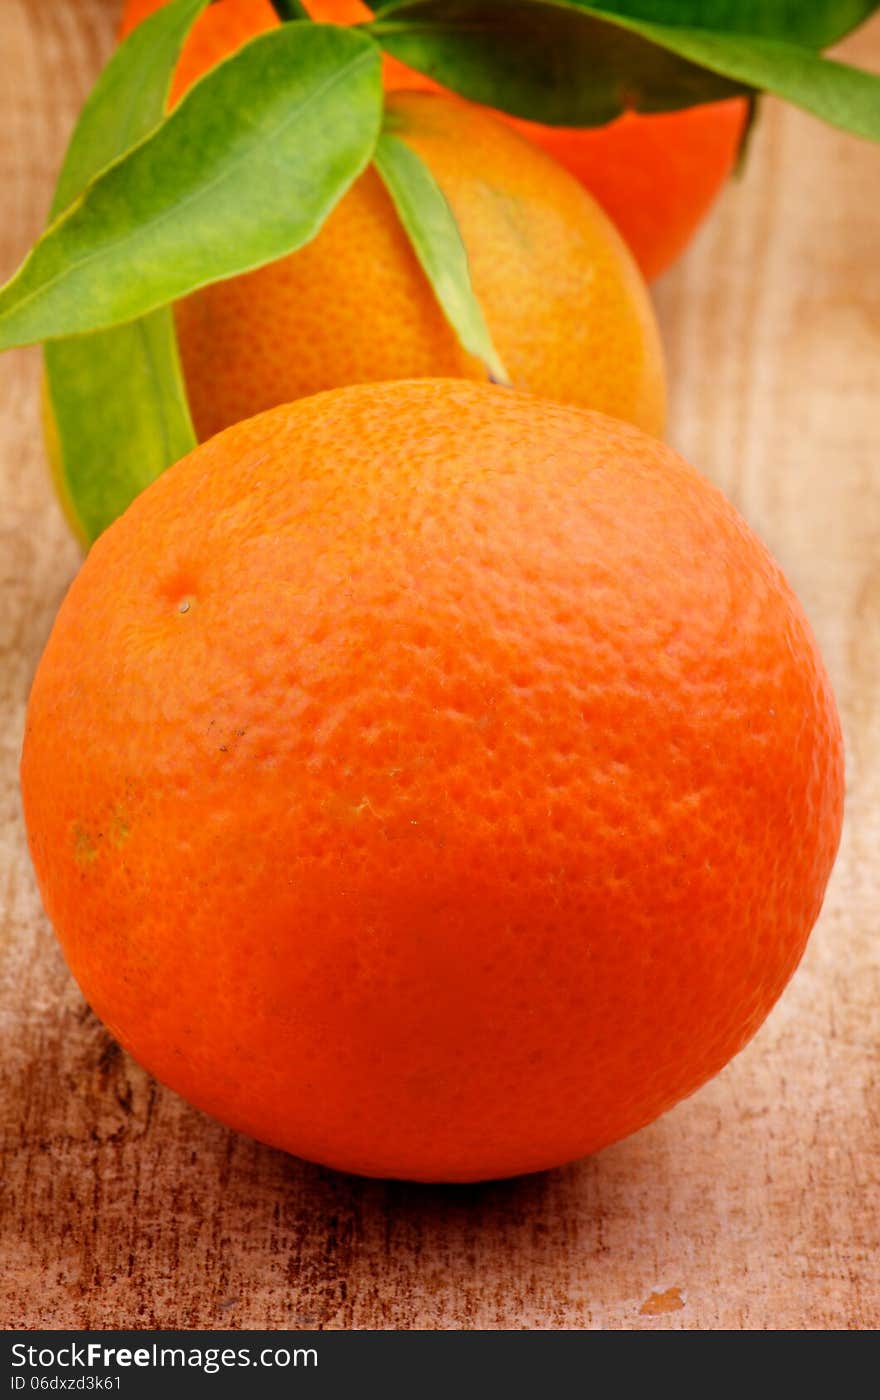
[122,0,748,280]
[119,0,666,442]
[22,381,845,1181]
[177,89,664,439]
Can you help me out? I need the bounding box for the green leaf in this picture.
[598,11,880,138]
[370,0,880,138]
[49,0,211,220]
[46,318,195,545]
[732,91,761,174]
[374,128,510,384]
[45,0,210,545]
[371,1,746,127]
[0,24,383,350]
[370,0,879,45]
[572,2,879,47]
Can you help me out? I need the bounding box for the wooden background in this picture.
[1,0,878,1331]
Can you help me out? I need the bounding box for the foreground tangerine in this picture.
[22,382,844,1182]
[122,0,748,280]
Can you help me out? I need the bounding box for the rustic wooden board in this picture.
[1,0,878,1331]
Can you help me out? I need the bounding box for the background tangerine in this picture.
[171,88,665,440]
[122,0,748,280]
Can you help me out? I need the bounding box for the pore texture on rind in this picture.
[21,381,844,1181]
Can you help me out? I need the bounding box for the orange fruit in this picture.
[119,0,666,443]
[122,0,748,280]
[506,103,748,283]
[178,90,664,440]
[21,381,845,1182]
[307,0,749,281]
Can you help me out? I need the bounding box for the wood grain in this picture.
[1,0,878,1330]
